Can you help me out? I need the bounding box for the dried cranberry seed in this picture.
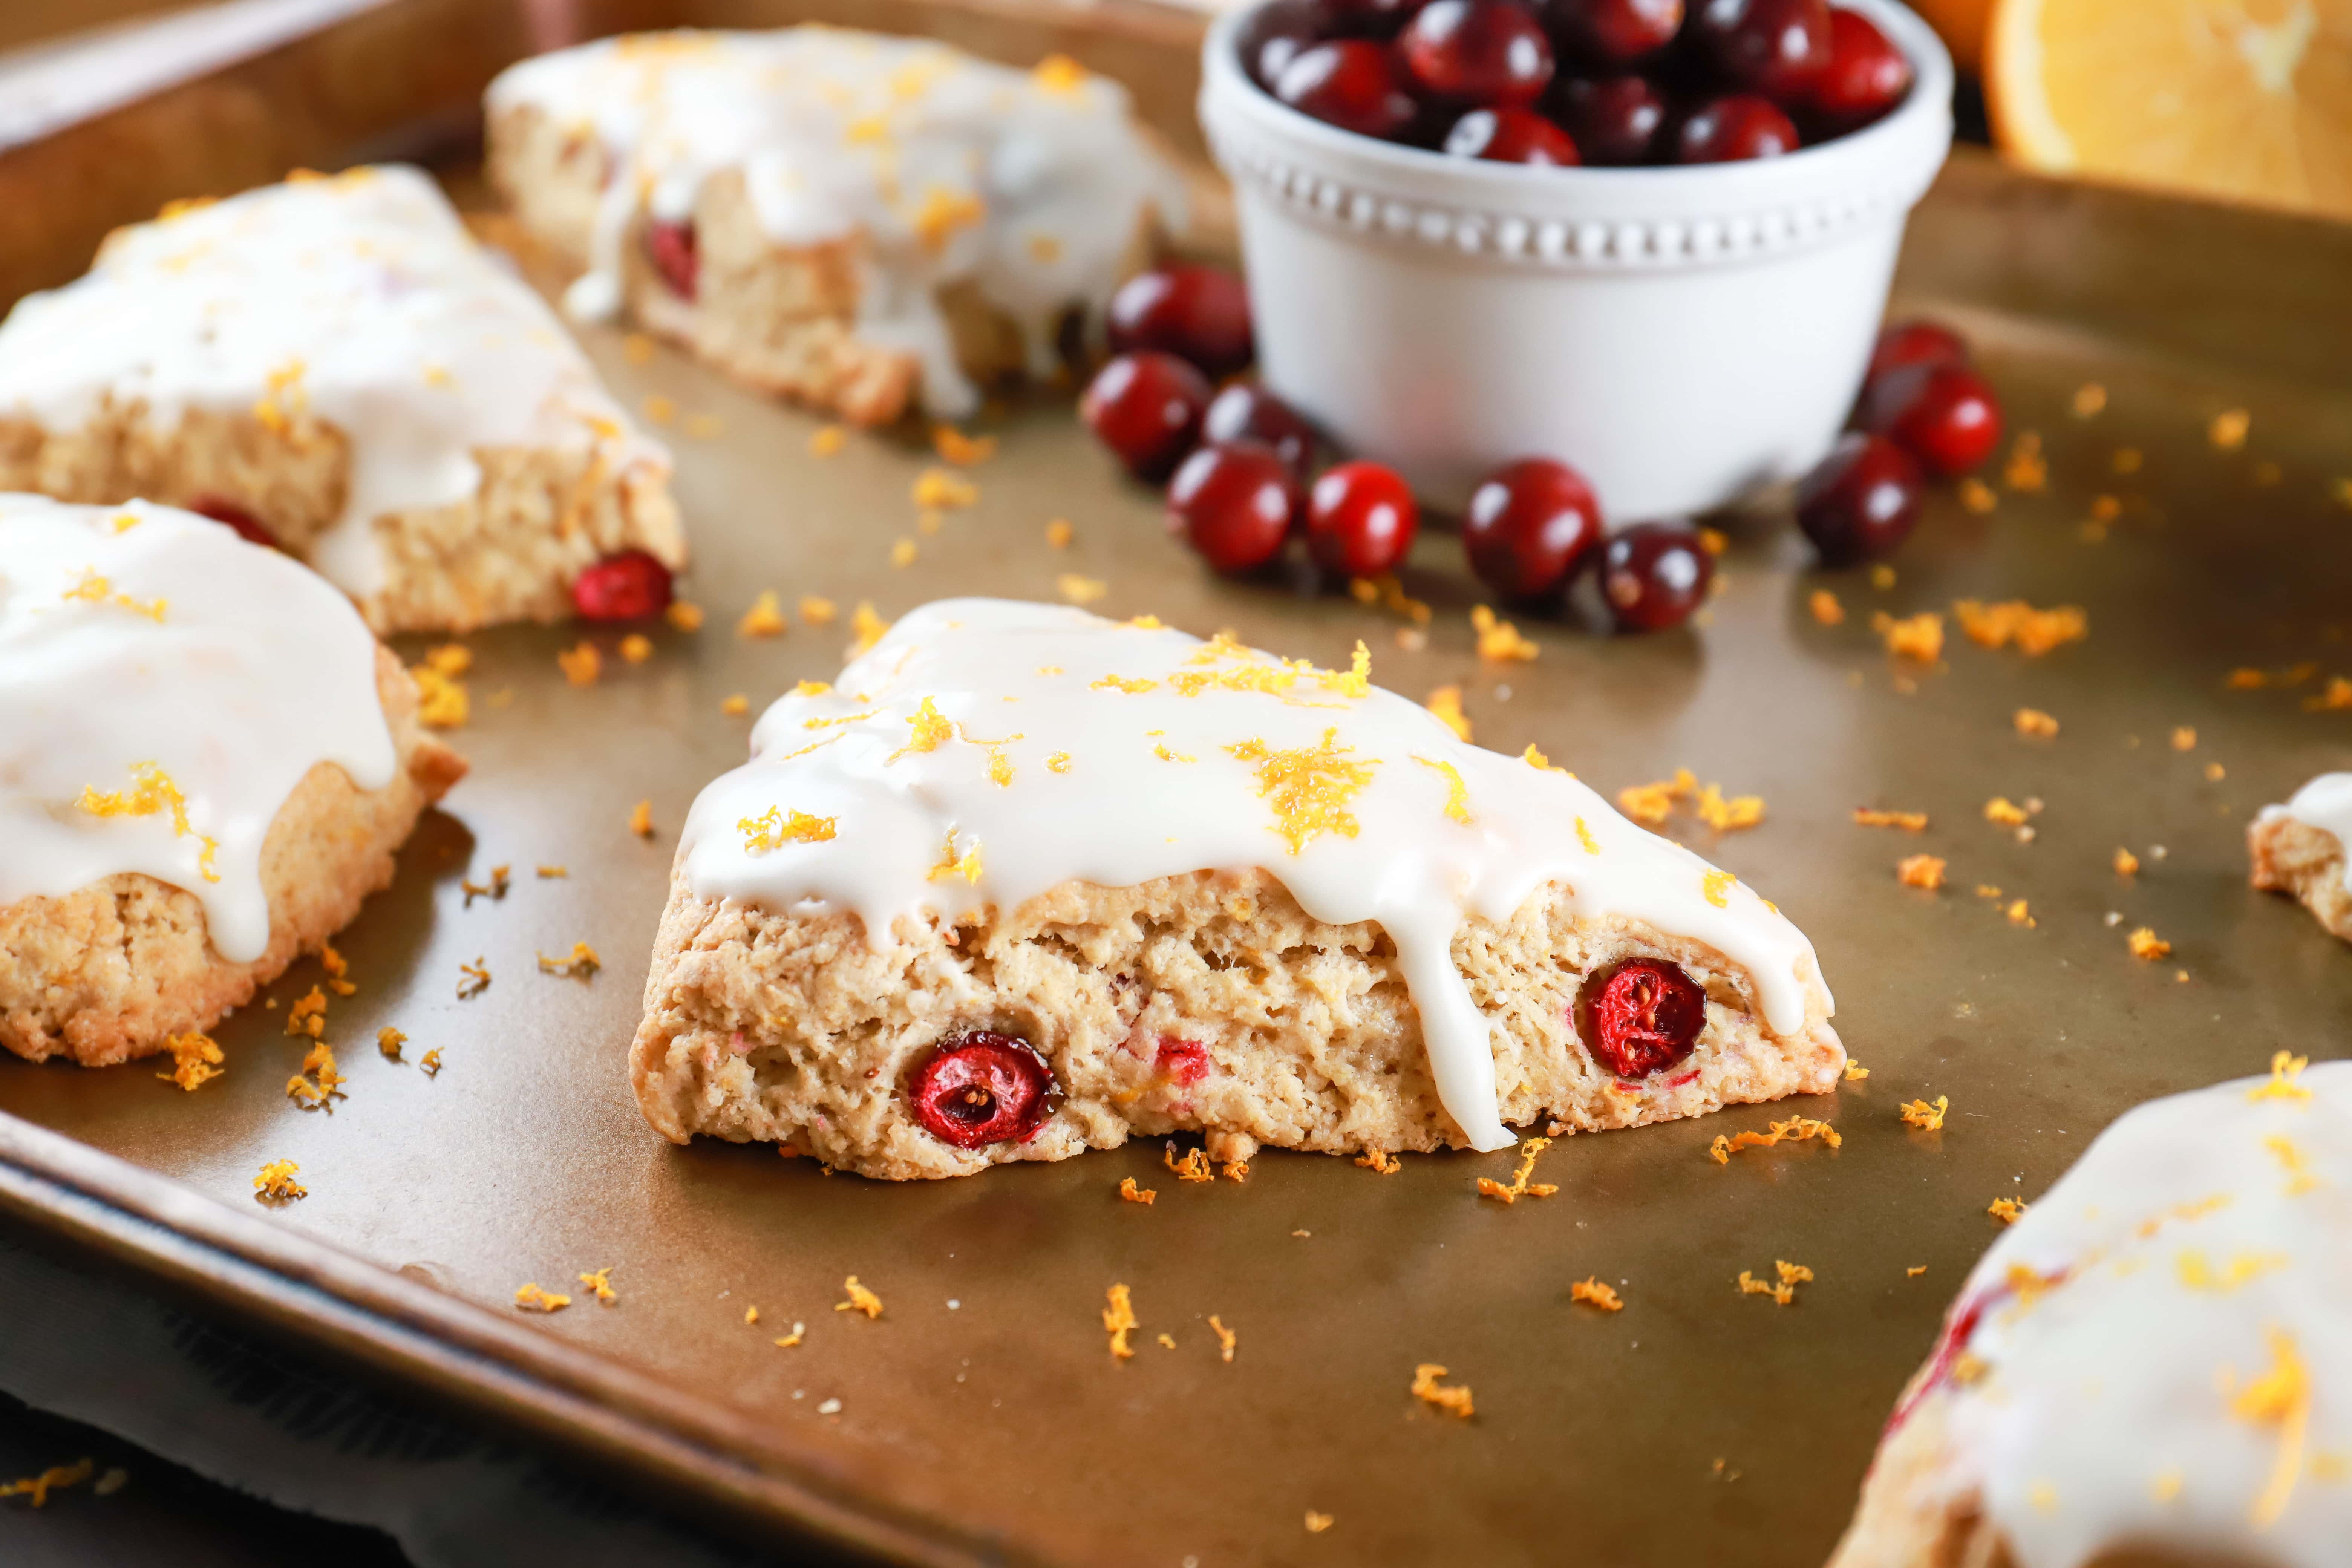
[908,1031,1056,1148]
[571,549,676,621]
[1586,959,1706,1077]
[1462,457,1604,601]
[1168,441,1299,574]
[643,219,698,301]
[1081,351,1213,481]
[1795,433,1923,566]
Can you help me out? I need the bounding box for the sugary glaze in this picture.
[2259,773,2352,884]
[678,599,1834,1150]
[0,495,397,964]
[485,28,1187,419]
[1896,1060,2352,1565]
[0,164,669,601]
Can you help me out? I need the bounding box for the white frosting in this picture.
[2259,773,2352,891]
[1914,1060,2352,1566]
[485,28,1187,420]
[0,165,669,600]
[678,599,1832,1150]
[0,495,397,964]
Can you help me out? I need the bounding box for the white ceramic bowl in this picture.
[1198,1,1954,521]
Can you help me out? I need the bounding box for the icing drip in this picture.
[2260,773,2352,893]
[485,28,1187,420]
[1923,1060,2352,1565]
[0,165,669,600]
[0,496,397,963]
[678,599,1832,1150]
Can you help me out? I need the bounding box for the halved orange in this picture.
[1986,0,2352,220]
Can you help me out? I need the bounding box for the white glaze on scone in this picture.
[0,495,397,963]
[2258,773,2352,887]
[1883,1059,2352,1566]
[677,599,1835,1151]
[0,165,669,602]
[484,28,1185,418]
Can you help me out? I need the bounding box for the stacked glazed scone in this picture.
[634,600,1843,1179]
[2251,774,2352,943]
[1832,1058,2350,1566]
[0,165,683,634]
[485,28,1185,425]
[0,497,464,1064]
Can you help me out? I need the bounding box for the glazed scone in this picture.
[1830,1056,2352,1568]
[2251,773,2352,942]
[0,496,466,1065]
[484,29,1185,426]
[0,165,684,635]
[633,600,1842,1180]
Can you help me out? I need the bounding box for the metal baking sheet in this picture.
[6,5,2352,1562]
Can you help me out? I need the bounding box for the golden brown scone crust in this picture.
[2249,810,2352,942]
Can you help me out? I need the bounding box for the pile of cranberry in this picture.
[1244,0,1913,168]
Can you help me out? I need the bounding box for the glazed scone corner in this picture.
[2250,773,2352,942]
[0,497,466,1065]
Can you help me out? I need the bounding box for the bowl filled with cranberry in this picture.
[1196,0,1952,522]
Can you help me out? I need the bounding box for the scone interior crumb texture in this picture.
[2250,776,2352,943]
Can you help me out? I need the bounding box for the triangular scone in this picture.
[2251,773,2352,942]
[1832,1056,2351,1567]
[632,599,1842,1179]
[485,29,1185,426]
[0,496,466,1065]
[0,165,682,635]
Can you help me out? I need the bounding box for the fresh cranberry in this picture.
[907,1031,1055,1148]
[1808,7,1912,129]
[1081,351,1212,481]
[1673,95,1801,162]
[1203,383,1319,483]
[185,495,281,550]
[1241,0,1325,87]
[1275,41,1421,139]
[1155,1038,1212,1086]
[1443,106,1582,163]
[1107,265,1254,380]
[1550,75,1669,163]
[1539,0,1684,64]
[1867,318,1970,383]
[1586,959,1707,1077]
[571,549,676,620]
[1321,0,1430,36]
[1861,363,2003,478]
[1600,521,1713,632]
[1689,0,1832,98]
[643,219,697,300]
[1795,433,1922,565]
[1168,441,1298,574]
[1306,461,1419,578]
[1400,1,1556,106]
[1463,457,1603,600]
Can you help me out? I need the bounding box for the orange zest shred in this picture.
[1952,599,2088,656]
[514,1282,571,1312]
[2232,1326,2311,1529]
[578,1266,617,1305]
[1706,1116,1841,1165]
[913,467,978,510]
[1045,518,1074,548]
[1476,1136,1559,1204]
[421,1048,443,1077]
[253,1159,306,1201]
[1808,588,1844,626]
[926,830,983,884]
[2115,847,2140,877]
[629,799,655,839]
[1736,1260,1813,1305]
[1897,853,1946,890]
[666,601,705,632]
[1414,756,1473,824]
[1209,1314,1237,1363]
[1872,610,1944,662]
[1901,1095,1950,1132]
[737,591,788,639]
[1425,684,1472,741]
[0,1457,95,1507]
[320,943,355,997]
[2248,1051,2312,1104]
[2128,927,2171,961]
[1118,1176,1156,1206]
[1701,869,1735,907]
[1984,796,2030,826]
[76,761,220,883]
[1569,1277,1623,1312]
[932,425,996,466]
[836,1275,884,1319]
[1055,573,1107,605]
[1694,783,1765,832]
[1103,1283,1138,1359]
[740,807,837,852]
[1617,769,1696,826]
[410,665,469,727]
[1470,605,1538,662]
[285,1042,344,1109]
[1988,1197,2029,1225]
[1855,807,1929,830]
[557,641,601,685]
[2014,707,2059,738]
[1355,1148,1401,1174]
[1410,1363,1474,1418]
[536,942,601,979]
[849,601,891,657]
[1844,1059,1870,1081]
[157,1030,224,1091]
[1227,729,1380,854]
[1165,1146,1213,1182]
[377,1026,405,1061]
[285,986,327,1038]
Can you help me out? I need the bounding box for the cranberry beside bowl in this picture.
[1197,0,1952,520]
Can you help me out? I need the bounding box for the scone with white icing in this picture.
[484,29,1185,426]
[1831,1055,2351,1568]
[2251,774,2352,942]
[0,165,684,636]
[632,599,1842,1180]
[0,496,466,1066]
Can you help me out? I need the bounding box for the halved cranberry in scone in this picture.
[643,219,698,300]
[908,1031,1056,1148]
[1585,959,1706,1078]
[1155,1037,1211,1085]
[571,549,674,621]
[186,495,281,550]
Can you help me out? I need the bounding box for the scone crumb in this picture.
[1808,588,1844,626]
[836,1276,883,1319]
[1470,605,1539,663]
[536,942,601,979]
[1118,1177,1156,1205]
[157,1030,224,1091]
[1569,1277,1624,1312]
[808,425,846,457]
[377,1027,405,1061]
[1988,1197,2029,1225]
[665,601,705,632]
[1355,1149,1401,1174]
[1410,1363,1474,1419]
[1305,1511,1334,1534]
[738,591,789,639]
[2127,927,2171,960]
[458,957,492,999]
[2014,707,2059,738]
[1425,684,1472,741]
[253,1160,306,1202]
[578,1267,616,1305]
[1102,1284,1138,1359]
[1854,807,1928,830]
[1476,1136,1559,1204]
[1900,1095,1950,1132]
[1209,1315,1237,1363]
[557,641,601,685]
[629,800,655,838]
[1164,1146,1213,1183]
[514,1283,570,1312]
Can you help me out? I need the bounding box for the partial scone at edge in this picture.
[1825,1383,2014,1568]
[631,865,1843,1180]
[0,648,467,1066]
[2248,810,2352,942]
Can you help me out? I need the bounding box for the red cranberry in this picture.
[1400,1,1556,106]
[1155,1037,1211,1086]
[184,495,281,550]
[1203,383,1319,483]
[1443,106,1582,163]
[1867,318,1970,383]
[1169,441,1298,574]
[1550,75,1669,164]
[1674,95,1801,162]
[643,220,697,300]
[1586,959,1706,1077]
[1795,433,1922,565]
[1600,521,1713,632]
[1463,457,1603,600]
[1808,7,1912,130]
[571,549,676,620]
[1242,0,1326,87]
[1689,0,1832,98]
[1862,364,2003,478]
[1275,41,1421,139]
[1081,351,1212,481]
[907,1031,1055,1148]
[1540,0,1684,64]
[1321,0,1430,37]
[1107,265,1254,381]
[1306,461,1419,578]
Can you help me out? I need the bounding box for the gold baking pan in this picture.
[4,3,2352,1562]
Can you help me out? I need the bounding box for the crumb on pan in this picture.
[836,1276,882,1319]
[157,1030,224,1091]
[1410,1363,1473,1418]
[514,1282,570,1312]
[1900,1095,1949,1131]
[253,1159,306,1202]
[1570,1277,1623,1312]
[1102,1283,1137,1359]
[1475,1136,1559,1203]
